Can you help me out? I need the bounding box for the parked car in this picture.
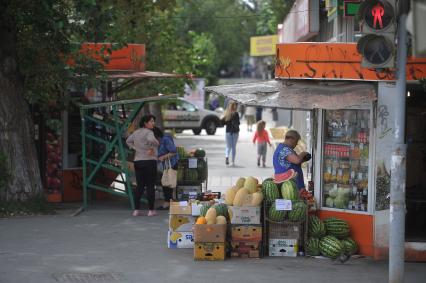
[162,98,223,135]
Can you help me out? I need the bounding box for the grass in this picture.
[0,194,56,218]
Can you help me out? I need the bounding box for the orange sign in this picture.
[275,43,426,81]
[72,43,145,71]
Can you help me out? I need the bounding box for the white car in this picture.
[162,98,223,135]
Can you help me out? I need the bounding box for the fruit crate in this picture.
[262,200,308,257]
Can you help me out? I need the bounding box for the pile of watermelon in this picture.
[306,215,358,259]
[262,172,307,222]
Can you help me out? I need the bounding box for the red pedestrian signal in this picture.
[357,0,396,69]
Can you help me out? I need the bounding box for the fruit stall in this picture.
[167,175,359,261]
[205,42,426,261]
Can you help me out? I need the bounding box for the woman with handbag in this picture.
[126,114,159,217]
[153,127,178,210]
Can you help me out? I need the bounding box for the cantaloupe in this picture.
[244,176,259,194]
[216,215,227,224]
[196,216,207,224]
[251,192,264,206]
[225,186,238,206]
[205,207,217,224]
[235,177,246,189]
[233,188,249,206]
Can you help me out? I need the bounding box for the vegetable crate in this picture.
[262,200,308,257]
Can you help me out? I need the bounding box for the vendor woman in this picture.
[272,130,310,190]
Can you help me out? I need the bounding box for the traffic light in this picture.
[357,0,397,69]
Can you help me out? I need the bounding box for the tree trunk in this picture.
[0,25,43,201]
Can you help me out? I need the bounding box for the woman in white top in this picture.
[126,114,159,216]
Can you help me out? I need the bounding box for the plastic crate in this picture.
[262,200,308,257]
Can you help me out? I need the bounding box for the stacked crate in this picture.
[193,224,227,260]
[167,201,197,249]
[263,200,308,257]
[228,206,262,258]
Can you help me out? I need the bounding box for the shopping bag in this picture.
[161,158,177,188]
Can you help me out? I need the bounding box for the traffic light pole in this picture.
[389,10,408,283]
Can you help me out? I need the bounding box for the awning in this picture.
[205,79,377,110]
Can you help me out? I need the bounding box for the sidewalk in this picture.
[0,205,425,283]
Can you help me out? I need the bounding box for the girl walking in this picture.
[222,101,240,166]
[252,120,272,167]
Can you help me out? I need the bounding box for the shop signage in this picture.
[279,0,319,42]
[275,43,426,81]
[70,43,145,71]
[250,35,278,56]
[344,1,361,17]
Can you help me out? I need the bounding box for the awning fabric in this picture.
[205,79,377,110]
[106,71,192,79]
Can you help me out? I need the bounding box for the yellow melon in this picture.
[233,188,249,206]
[251,192,264,206]
[205,207,217,224]
[224,186,238,206]
[235,177,245,189]
[244,176,259,194]
[216,215,227,224]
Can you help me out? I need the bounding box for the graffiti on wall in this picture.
[275,43,426,81]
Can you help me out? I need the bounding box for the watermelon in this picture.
[288,201,307,221]
[306,238,321,256]
[319,235,344,259]
[308,215,326,238]
[281,180,298,201]
[185,169,198,181]
[340,238,358,255]
[194,148,206,158]
[200,204,212,217]
[197,158,207,181]
[273,168,297,183]
[176,146,186,158]
[268,205,286,222]
[324,217,350,239]
[263,181,280,201]
[214,203,228,218]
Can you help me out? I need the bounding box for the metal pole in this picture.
[389,10,408,283]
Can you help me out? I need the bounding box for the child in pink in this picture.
[252,120,272,167]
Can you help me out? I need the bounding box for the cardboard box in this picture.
[194,242,225,261]
[231,225,262,242]
[169,214,196,232]
[169,201,192,215]
[167,231,194,249]
[268,239,298,257]
[193,224,227,243]
[228,206,261,224]
[231,241,261,258]
[268,221,301,240]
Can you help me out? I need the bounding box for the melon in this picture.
[241,194,253,206]
[244,176,259,194]
[233,188,250,206]
[281,180,298,201]
[251,192,264,206]
[224,186,238,206]
[205,207,217,224]
[235,177,245,189]
[216,215,227,224]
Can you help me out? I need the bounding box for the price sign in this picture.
[275,199,292,211]
[188,158,198,169]
[179,201,188,206]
